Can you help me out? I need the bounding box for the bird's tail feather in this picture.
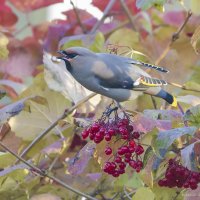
[156,89,177,107]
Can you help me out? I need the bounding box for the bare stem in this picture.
[70,0,87,33]
[168,81,200,92]
[90,0,116,34]
[155,10,192,65]
[0,141,97,200]
[16,93,97,162]
[119,0,136,30]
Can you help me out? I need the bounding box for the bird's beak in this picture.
[56,50,68,60]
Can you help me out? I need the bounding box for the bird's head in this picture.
[57,47,95,71]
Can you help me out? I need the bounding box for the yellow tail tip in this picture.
[171,96,177,107]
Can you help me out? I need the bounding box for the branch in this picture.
[16,93,97,163]
[119,0,136,30]
[168,81,200,92]
[70,0,87,33]
[0,141,97,200]
[155,10,192,65]
[90,0,116,34]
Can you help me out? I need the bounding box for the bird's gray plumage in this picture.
[57,47,176,105]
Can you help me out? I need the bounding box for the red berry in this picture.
[108,128,115,136]
[119,162,126,169]
[129,140,136,148]
[105,134,111,141]
[114,156,122,163]
[128,125,134,132]
[81,130,89,139]
[105,147,112,155]
[91,123,100,132]
[132,132,140,139]
[135,145,144,155]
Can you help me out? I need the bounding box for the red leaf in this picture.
[0,4,18,27]
[92,0,140,19]
[9,0,63,12]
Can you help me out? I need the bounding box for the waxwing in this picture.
[57,47,177,106]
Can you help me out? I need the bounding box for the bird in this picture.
[56,47,177,107]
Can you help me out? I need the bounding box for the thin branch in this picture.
[119,0,136,30]
[168,81,200,92]
[70,0,87,33]
[0,141,97,200]
[151,95,157,109]
[90,0,116,34]
[16,93,97,163]
[155,10,192,65]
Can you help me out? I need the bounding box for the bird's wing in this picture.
[134,75,167,87]
[124,57,169,73]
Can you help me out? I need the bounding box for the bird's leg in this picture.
[114,101,130,119]
[103,102,118,116]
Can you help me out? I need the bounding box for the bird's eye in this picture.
[66,52,78,59]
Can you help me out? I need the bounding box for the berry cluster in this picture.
[81,106,144,177]
[158,159,200,190]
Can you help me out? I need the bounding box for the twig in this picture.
[151,95,157,109]
[155,10,192,65]
[119,0,136,30]
[168,81,200,92]
[16,93,97,163]
[90,0,116,34]
[70,0,87,33]
[0,141,97,200]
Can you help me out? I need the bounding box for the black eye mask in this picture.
[57,50,78,59]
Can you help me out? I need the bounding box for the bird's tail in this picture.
[156,89,177,107]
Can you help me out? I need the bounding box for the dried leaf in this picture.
[0,33,9,60]
[191,25,200,54]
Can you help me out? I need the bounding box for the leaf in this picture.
[9,74,72,141]
[136,0,167,10]
[177,95,200,106]
[163,11,185,27]
[41,137,67,156]
[132,115,171,133]
[184,81,200,92]
[190,0,200,16]
[9,0,63,12]
[191,25,200,54]
[183,105,200,127]
[0,90,6,99]
[0,33,9,60]
[185,186,200,200]
[143,109,182,120]
[140,153,155,187]
[114,173,143,189]
[154,126,197,157]
[30,193,61,200]
[0,4,17,27]
[181,142,197,170]
[152,186,183,200]
[66,142,96,175]
[0,97,36,124]
[132,187,155,200]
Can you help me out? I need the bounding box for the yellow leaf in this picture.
[132,187,155,200]
[0,33,9,60]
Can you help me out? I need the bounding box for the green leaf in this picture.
[132,187,155,200]
[154,127,197,157]
[114,173,143,189]
[136,0,166,10]
[190,0,200,16]
[152,186,184,200]
[9,74,72,141]
[183,104,200,127]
